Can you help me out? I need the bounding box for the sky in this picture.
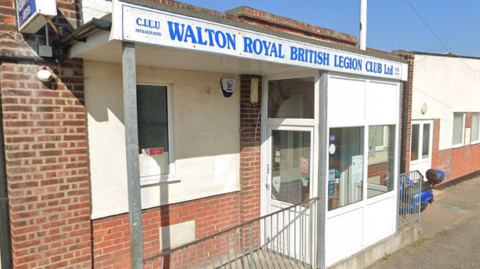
[175,0,480,58]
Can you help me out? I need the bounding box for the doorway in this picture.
[410,120,433,177]
[265,126,314,261]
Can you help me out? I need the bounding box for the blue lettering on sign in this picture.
[334,55,362,71]
[167,22,236,50]
[290,46,330,66]
[383,64,393,75]
[136,18,160,29]
[366,61,382,74]
[243,37,285,59]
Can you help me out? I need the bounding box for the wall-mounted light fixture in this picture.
[250,77,259,104]
[37,67,52,82]
[421,103,428,115]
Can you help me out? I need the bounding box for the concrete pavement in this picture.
[368,176,480,269]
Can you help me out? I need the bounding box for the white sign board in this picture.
[111,0,408,81]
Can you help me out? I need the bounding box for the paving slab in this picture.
[368,176,480,269]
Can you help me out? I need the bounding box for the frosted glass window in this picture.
[472,113,479,142]
[137,85,170,176]
[452,113,464,146]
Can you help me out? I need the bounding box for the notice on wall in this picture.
[142,147,164,156]
[300,157,309,173]
[351,155,363,183]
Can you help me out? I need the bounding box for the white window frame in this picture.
[452,112,466,148]
[471,112,480,144]
[137,83,178,186]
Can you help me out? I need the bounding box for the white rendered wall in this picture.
[412,55,480,150]
[82,0,112,23]
[85,61,240,219]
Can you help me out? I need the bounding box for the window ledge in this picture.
[452,143,464,149]
[471,140,480,145]
[140,175,181,186]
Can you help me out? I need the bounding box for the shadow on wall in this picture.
[84,61,241,159]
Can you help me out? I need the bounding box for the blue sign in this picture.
[328,183,335,198]
[16,0,36,28]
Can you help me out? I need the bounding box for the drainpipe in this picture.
[360,0,367,50]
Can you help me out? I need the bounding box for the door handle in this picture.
[266,183,271,190]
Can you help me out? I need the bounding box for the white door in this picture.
[265,126,314,262]
[410,121,433,177]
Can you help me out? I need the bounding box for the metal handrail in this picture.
[144,196,321,268]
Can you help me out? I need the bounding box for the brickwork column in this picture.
[1,61,92,268]
[402,55,414,173]
[239,75,262,223]
[0,0,92,268]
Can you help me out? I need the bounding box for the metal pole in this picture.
[360,0,367,50]
[122,41,144,269]
[316,71,328,269]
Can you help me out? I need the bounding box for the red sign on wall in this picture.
[142,148,164,156]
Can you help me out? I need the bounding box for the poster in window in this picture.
[300,157,309,173]
[328,169,335,182]
[351,155,363,183]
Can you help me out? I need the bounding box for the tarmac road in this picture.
[368,176,480,269]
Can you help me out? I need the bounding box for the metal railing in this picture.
[397,170,423,229]
[144,197,320,269]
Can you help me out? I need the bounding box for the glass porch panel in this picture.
[367,125,395,199]
[328,127,364,211]
[268,77,314,118]
[271,130,311,204]
[410,124,419,161]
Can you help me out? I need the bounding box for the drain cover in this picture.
[434,203,461,212]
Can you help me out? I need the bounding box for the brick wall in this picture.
[239,75,262,223]
[0,0,92,268]
[92,192,240,268]
[431,117,480,184]
[1,62,92,268]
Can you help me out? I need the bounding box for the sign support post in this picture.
[122,41,144,269]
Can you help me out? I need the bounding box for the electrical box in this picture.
[16,0,57,34]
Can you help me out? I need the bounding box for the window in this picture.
[410,124,419,161]
[268,77,314,118]
[328,127,364,211]
[271,130,311,205]
[137,85,172,179]
[472,113,480,143]
[367,125,395,199]
[452,112,465,147]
